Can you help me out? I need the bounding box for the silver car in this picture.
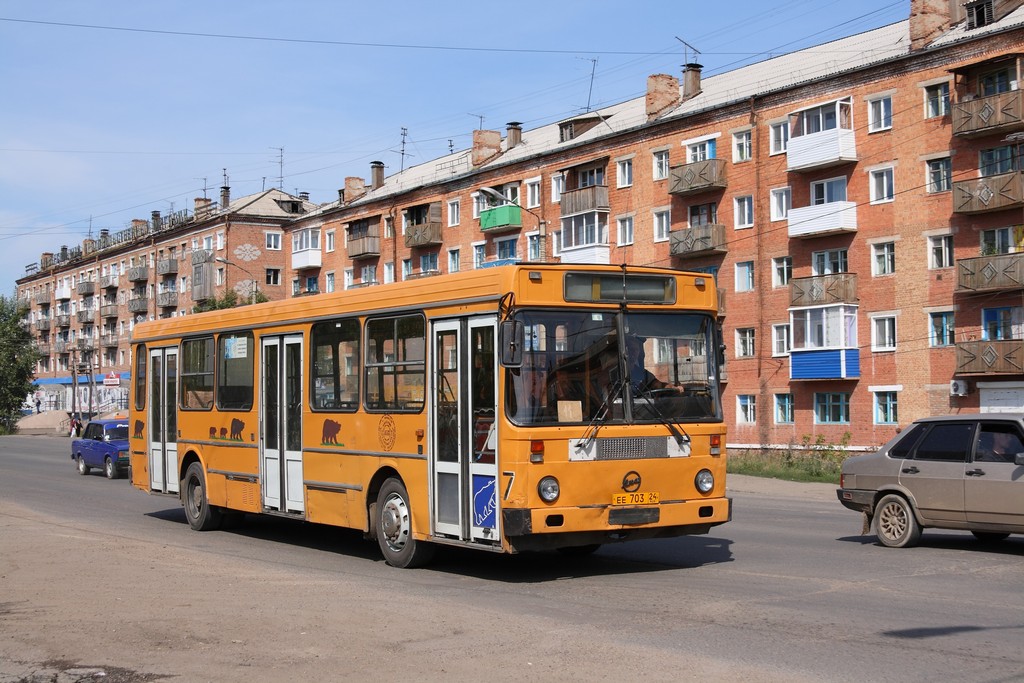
[837,414,1024,547]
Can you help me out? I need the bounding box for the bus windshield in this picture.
[506,309,721,426]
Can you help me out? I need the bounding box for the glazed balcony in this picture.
[479,205,523,233]
[76,281,95,296]
[956,339,1024,375]
[953,171,1024,214]
[127,266,149,282]
[668,159,728,196]
[669,224,727,258]
[404,223,443,249]
[787,201,857,238]
[76,309,95,324]
[157,291,179,308]
[956,252,1024,293]
[789,273,858,307]
[559,185,609,217]
[348,235,380,260]
[100,304,119,319]
[292,248,322,271]
[128,297,149,314]
[786,128,857,172]
[156,258,179,276]
[952,90,1024,138]
[54,285,72,301]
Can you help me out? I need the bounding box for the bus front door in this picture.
[260,335,304,514]
[148,347,179,494]
[431,317,499,544]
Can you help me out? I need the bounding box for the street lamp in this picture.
[478,186,547,262]
[215,257,258,305]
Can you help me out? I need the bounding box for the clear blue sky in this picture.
[0,0,909,294]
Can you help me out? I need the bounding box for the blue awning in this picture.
[34,372,130,386]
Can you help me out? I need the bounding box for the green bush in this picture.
[727,432,851,484]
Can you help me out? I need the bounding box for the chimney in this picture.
[646,74,681,120]
[909,0,962,51]
[345,176,367,201]
[41,252,53,269]
[151,210,162,231]
[299,191,310,202]
[370,161,385,190]
[82,238,96,255]
[220,185,231,209]
[472,129,502,166]
[506,122,523,149]
[682,63,703,102]
[194,197,213,218]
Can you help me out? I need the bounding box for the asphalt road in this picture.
[1,435,1022,682]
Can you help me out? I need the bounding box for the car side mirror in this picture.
[103,434,111,442]
[499,320,524,368]
[1015,452,1024,466]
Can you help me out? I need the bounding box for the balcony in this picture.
[101,334,120,348]
[953,171,1024,214]
[348,235,380,260]
[100,274,119,289]
[33,291,51,305]
[76,281,95,296]
[54,341,70,354]
[157,291,179,308]
[76,309,95,324]
[404,223,443,249]
[128,297,149,314]
[786,128,857,172]
[54,285,72,301]
[100,304,118,319]
[33,342,50,356]
[76,338,96,352]
[292,249,322,271]
[953,90,1024,138]
[956,339,1024,375]
[34,319,51,332]
[790,273,858,306]
[127,266,149,282]
[56,314,71,328]
[668,159,728,196]
[956,252,1024,293]
[787,201,857,238]
[790,348,860,380]
[560,185,609,217]
[480,205,523,234]
[156,258,179,276]
[669,224,727,258]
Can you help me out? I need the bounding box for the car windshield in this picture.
[105,425,129,440]
[505,309,721,426]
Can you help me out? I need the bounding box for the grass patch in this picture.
[727,433,850,484]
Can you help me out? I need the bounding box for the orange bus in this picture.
[129,263,730,567]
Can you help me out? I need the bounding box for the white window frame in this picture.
[925,81,950,118]
[732,130,752,163]
[734,195,754,229]
[769,121,789,155]
[472,241,486,269]
[616,214,634,246]
[448,248,460,273]
[526,176,541,209]
[929,234,954,269]
[869,166,895,204]
[447,199,461,227]
[551,174,564,203]
[927,157,952,193]
[737,395,756,424]
[736,328,755,358]
[652,149,670,181]
[735,261,754,292]
[873,241,896,276]
[616,157,634,188]
[325,229,336,253]
[772,256,792,288]
[653,208,671,242]
[811,176,848,205]
[770,187,791,221]
[871,314,898,352]
[867,95,893,132]
[383,262,395,284]
[772,323,791,357]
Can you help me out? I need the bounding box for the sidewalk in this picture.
[727,473,837,501]
[16,410,70,436]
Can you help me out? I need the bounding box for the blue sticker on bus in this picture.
[472,475,497,529]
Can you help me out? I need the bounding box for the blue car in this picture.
[72,419,130,480]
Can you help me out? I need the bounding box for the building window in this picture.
[775,394,794,424]
[216,232,225,250]
[966,0,994,29]
[811,177,847,205]
[448,249,460,273]
[925,82,950,118]
[471,193,486,219]
[360,264,376,283]
[791,98,851,137]
[325,230,335,253]
[401,259,412,281]
[265,268,280,286]
[689,202,718,227]
[420,252,438,273]
[551,174,564,203]
[653,209,671,242]
[577,167,604,189]
[981,66,1012,96]
[814,392,850,424]
[653,150,670,180]
[870,167,894,203]
[982,306,1022,341]
[203,235,214,251]
[737,395,756,424]
[687,140,715,163]
[733,130,752,162]
[770,122,789,154]
[734,195,754,228]
[791,305,857,350]
[736,328,755,357]
[981,227,1019,255]
[873,242,895,276]
[617,216,634,246]
[496,238,517,261]
[736,261,754,292]
[980,144,1020,177]
[325,271,336,293]
[384,217,394,239]
[929,311,954,347]
[868,95,893,132]
[384,262,395,284]
[526,179,541,208]
[812,248,848,275]
[616,158,633,188]
[292,228,320,253]
[875,391,898,425]
[872,315,897,351]
[929,234,953,269]
[927,157,951,193]
[770,187,791,221]
[473,243,486,269]
[527,234,540,260]
[773,256,792,287]
[772,324,791,356]
[560,212,608,249]
[447,199,460,226]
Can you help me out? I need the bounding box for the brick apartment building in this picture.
[16,0,1024,451]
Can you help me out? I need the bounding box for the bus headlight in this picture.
[695,469,714,494]
[538,476,560,503]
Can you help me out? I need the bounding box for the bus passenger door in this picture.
[261,335,304,514]
[148,347,179,494]
[431,317,498,543]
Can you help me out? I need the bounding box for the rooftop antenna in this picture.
[675,37,701,66]
[195,177,208,199]
[271,147,283,189]
[579,57,598,112]
[468,113,485,130]
[400,127,409,172]
[448,139,454,154]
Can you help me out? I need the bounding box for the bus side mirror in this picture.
[499,320,524,368]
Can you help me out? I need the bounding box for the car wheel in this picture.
[182,461,223,531]
[971,531,1010,543]
[375,478,435,568]
[77,455,90,475]
[873,494,922,548]
[104,457,118,480]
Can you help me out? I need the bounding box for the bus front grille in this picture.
[596,437,667,460]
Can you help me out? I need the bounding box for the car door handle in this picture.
[965,468,985,477]
[901,466,919,474]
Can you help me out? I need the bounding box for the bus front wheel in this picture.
[183,461,223,532]
[375,478,435,568]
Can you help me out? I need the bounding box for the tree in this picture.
[0,295,37,434]
[192,288,269,313]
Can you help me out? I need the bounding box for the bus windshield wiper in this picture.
[575,378,625,454]
[635,388,691,449]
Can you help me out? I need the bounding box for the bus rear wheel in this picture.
[375,478,435,568]
[183,461,223,531]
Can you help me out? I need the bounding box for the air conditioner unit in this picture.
[950,379,969,397]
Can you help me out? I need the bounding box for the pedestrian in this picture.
[35,396,41,414]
